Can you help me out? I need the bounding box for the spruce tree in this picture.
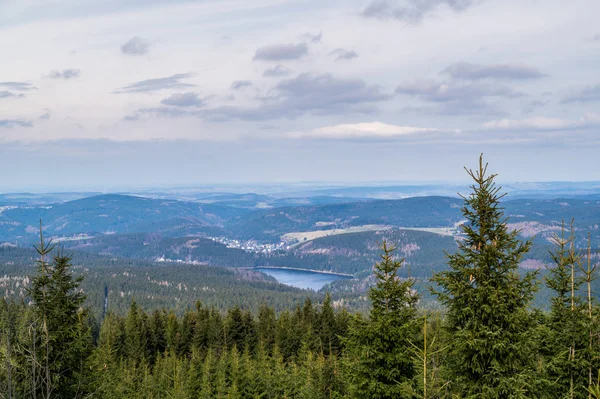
[46,252,92,397]
[318,292,337,355]
[27,226,92,399]
[431,155,538,398]
[345,240,418,399]
[543,222,590,399]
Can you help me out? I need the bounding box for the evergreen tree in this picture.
[124,300,149,364]
[257,302,276,352]
[543,223,595,398]
[89,312,124,397]
[431,156,538,398]
[318,292,337,355]
[345,240,419,399]
[26,227,92,399]
[45,252,92,397]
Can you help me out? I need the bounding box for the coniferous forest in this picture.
[1,158,600,399]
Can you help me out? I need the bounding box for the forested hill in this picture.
[1,193,599,245]
[1,193,600,282]
[0,245,328,316]
[0,194,249,243]
[226,196,464,241]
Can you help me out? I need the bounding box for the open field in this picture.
[282,224,391,244]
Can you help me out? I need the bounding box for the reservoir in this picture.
[255,267,353,291]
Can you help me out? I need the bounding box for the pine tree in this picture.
[26,226,92,399]
[318,292,337,355]
[45,252,92,397]
[345,240,418,399]
[257,303,276,353]
[198,349,214,399]
[431,155,538,398]
[26,223,56,399]
[89,312,123,397]
[543,222,590,398]
[124,300,149,364]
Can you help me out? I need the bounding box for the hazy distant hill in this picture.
[226,196,464,241]
[1,192,599,277]
[0,194,250,243]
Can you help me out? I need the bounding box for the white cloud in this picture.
[482,114,600,131]
[289,121,437,139]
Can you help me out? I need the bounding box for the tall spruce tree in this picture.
[431,155,538,398]
[26,225,92,399]
[345,240,418,399]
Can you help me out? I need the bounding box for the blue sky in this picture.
[0,0,599,189]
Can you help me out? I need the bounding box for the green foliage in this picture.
[432,156,539,398]
[538,223,600,398]
[2,159,600,399]
[345,241,419,399]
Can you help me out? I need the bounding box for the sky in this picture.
[0,0,599,190]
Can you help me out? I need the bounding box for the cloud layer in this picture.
[121,36,150,55]
[330,48,359,61]
[160,92,205,107]
[263,65,291,77]
[362,0,482,23]
[48,69,80,79]
[0,0,598,184]
[114,73,196,93]
[253,43,308,61]
[441,62,545,80]
[561,84,600,103]
[204,73,391,121]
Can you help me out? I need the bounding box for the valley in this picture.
[1,184,600,313]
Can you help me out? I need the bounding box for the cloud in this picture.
[204,73,391,121]
[301,32,323,43]
[160,92,205,107]
[231,80,252,90]
[253,43,308,61]
[47,69,81,79]
[0,82,37,92]
[441,62,546,80]
[0,91,24,99]
[120,36,150,55]
[561,84,600,103]
[38,111,52,120]
[263,65,291,77]
[0,82,34,99]
[593,34,600,41]
[114,73,196,93]
[0,119,33,128]
[276,73,389,104]
[521,99,547,115]
[395,78,523,115]
[330,48,359,61]
[289,121,437,139]
[124,107,190,121]
[482,114,600,131]
[361,0,482,23]
[396,78,523,101]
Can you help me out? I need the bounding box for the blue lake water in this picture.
[255,267,352,291]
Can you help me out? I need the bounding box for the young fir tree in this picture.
[45,252,92,397]
[27,225,92,399]
[345,240,418,399]
[543,222,590,399]
[431,155,538,398]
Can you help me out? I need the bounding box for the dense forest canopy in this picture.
[1,157,599,398]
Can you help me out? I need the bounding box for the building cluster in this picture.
[209,236,290,253]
